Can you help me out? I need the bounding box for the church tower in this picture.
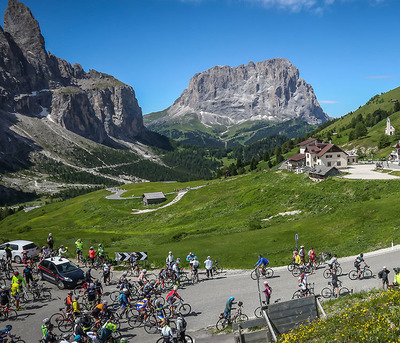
[385,117,395,136]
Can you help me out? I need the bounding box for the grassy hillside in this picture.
[315,87,400,158]
[1,170,400,268]
[279,289,400,342]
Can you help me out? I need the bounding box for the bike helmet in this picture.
[5,325,12,331]
[122,288,128,293]
[120,339,127,343]
[228,296,235,301]
[122,271,127,276]
[264,281,269,285]
[155,298,162,305]
[301,273,305,278]
[83,310,89,315]
[173,285,179,291]
[258,254,262,257]
[333,254,337,257]
[207,256,211,259]
[103,300,108,305]
[43,318,50,323]
[194,256,197,259]
[60,245,64,248]
[168,251,172,254]
[360,253,364,257]
[13,271,19,276]
[90,246,94,249]
[98,243,102,247]
[1,285,6,290]
[150,280,155,286]
[74,335,82,342]
[68,290,73,295]
[75,317,81,324]
[74,295,79,300]
[142,269,147,273]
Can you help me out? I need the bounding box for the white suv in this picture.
[0,240,39,263]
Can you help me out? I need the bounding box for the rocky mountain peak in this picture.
[4,0,49,71]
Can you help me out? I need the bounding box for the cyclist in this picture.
[293,251,301,265]
[254,254,269,275]
[186,252,195,267]
[59,334,71,343]
[308,247,317,268]
[204,256,213,279]
[75,239,83,261]
[136,295,152,321]
[97,320,116,343]
[166,251,174,268]
[58,245,68,258]
[354,253,369,279]
[331,271,339,298]
[129,253,138,273]
[298,273,311,296]
[72,296,81,318]
[192,256,200,280]
[22,264,33,289]
[263,281,272,305]
[176,312,187,343]
[45,323,57,343]
[85,268,93,284]
[0,286,10,310]
[0,324,14,343]
[154,298,166,326]
[327,254,338,274]
[81,310,93,333]
[224,296,236,320]
[172,260,180,284]
[391,268,400,287]
[89,247,96,266]
[91,300,109,322]
[72,335,82,343]
[94,279,104,303]
[73,317,87,341]
[137,269,147,287]
[161,318,174,343]
[119,288,131,312]
[47,233,54,252]
[41,318,51,340]
[166,285,183,317]
[85,283,97,307]
[11,278,23,311]
[97,244,105,262]
[141,279,158,297]
[41,246,50,260]
[4,244,12,266]
[102,261,111,285]
[378,266,390,289]
[11,271,26,287]
[65,290,73,312]
[299,246,306,265]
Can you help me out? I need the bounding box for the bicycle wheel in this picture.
[58,317,73,332]
[13,340,26,343]
[110,290,121,302]
[265,268,274,278]
[336,266,343,275]
[156,338,164,343]
[292,290,301,299]
[287,263,295,272]
[292,267,301,277]
[49,312,65,326]
[144,315,159,334]
[254,307,263,318]
[179,303,191,316]
[348,270,358,280]
[183,334,194,343]
[363,269,373,279]
[42,289,52,301]
[234,314,249,323]
[216,317,229,330]
[128,314,143,328]
[323,269,331,279]
[339,287,351,297]
[6,309,17,321]
[321,287,332,299]
[217,265,223,274]
[250,269,258,280]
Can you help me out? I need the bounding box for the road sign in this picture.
[115,252,147,261]
[295,233,299,250]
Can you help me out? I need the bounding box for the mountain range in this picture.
[144,58,329,146]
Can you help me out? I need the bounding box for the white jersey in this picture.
[192,260,200,268]
[204,259,213,270]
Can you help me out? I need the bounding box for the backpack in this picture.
[378,270,383,279]
[118,293,124,303]
[354,258,360,267]
[178,316,187,329]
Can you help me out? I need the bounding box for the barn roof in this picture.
[142,192,166,200]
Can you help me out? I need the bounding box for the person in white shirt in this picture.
[166,251,174,268]
[204,256,213,279]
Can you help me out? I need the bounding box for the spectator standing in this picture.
[204,256,213,279]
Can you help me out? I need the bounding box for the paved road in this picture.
[6,245,400,342]
[344,164,400,179]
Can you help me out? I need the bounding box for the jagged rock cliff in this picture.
[145,58,329,146]
[0,0,144,143]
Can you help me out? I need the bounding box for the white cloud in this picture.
[365,75,394,79]
[319,100,340,104]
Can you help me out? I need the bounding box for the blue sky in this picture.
[1,0,399,118]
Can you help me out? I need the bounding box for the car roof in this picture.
[3,240,36,245]
[42,257,73,266]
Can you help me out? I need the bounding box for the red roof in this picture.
[288,153,306,161]
[297,138,317,146]
[317,143,347,157]
[305,145,321,154]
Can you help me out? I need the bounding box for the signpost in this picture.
[115,252,148,266]
[295,233,299,251]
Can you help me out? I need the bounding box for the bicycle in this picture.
[292,283,315,299]
[170,298,191,316]
[321,280,351,298]
[28,281,52,301]
[156,332,193,343]
[0,305,17,321]
[291,264,312,277]
[348,265,373,280]
[7,336,25,343]
[216,301,248,330]
[49,308,74,333]
[190,268,199,284]
[254,298,281,318]
[212,260,223,275]
[323,263,342,279]
[251,266,274,280]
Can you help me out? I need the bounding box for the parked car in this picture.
[0,240,39,263]
[38,257,85,289]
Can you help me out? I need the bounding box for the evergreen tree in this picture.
[250,157,258,171]
[355,122,368,138]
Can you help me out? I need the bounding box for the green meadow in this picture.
[2,171,400,268]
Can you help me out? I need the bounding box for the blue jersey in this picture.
[255,257,269,267]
